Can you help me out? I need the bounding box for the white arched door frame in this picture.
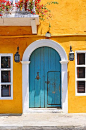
[21,39,68,113]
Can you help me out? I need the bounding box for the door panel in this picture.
[47,71,61,105]
[29,47,61,108]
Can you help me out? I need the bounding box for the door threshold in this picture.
[28,108,63,113]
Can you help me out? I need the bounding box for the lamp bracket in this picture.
[17,47,19,52]
[70,46,72,52]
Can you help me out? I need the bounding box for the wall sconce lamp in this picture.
[45,31,51,38]
[14,47,20,63]
[45,23,51,38]
[69,46,74,61]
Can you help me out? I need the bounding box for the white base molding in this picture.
[27,108,63,113]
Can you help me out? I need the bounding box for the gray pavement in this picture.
[0,113,86,129]
[0,126,86,130]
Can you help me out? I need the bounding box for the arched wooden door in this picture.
[29,47,61,108]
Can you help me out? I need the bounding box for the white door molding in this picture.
[21,39,68,113]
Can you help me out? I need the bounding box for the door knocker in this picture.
[35,72,40,80]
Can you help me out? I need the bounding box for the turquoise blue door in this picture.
[29,47,61,108]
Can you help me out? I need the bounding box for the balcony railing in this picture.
[0,0,36,17]
[1,10,35,17]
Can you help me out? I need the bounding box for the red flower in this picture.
[16,4,18,7]
[0,14,2,16]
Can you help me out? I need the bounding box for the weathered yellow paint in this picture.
[0,0,86,113]
[38,0,86,35]
[0,26,32,36]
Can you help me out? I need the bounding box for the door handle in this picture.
[45,81,50,84]
[35,72,40,80]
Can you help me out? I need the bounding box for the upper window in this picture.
[0,54,13,99]
[75,51,86,96]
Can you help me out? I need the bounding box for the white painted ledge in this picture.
[60,60,69,64]
[21,61,30,64]
[28,108,63,113]
[0,14,39,34]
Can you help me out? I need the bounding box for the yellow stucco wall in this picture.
[38,0,86,35]
[0,36,86,113]
[0,0,86,113]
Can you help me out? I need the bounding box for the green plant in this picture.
[35,0,58,20]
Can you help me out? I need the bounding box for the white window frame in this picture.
[75,51,86,96]
[0,54,13,100]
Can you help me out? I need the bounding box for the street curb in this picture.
[0,126,86,130]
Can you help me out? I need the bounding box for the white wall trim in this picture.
[60,61,69,64]
[20,61,30,64]
[23,39,68,61]
[22,39,68,113]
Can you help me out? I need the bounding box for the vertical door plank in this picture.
[50,48,56,71]
[55,52,61,71]
[44,47,49,108]
[29,53,35,107]
[54,72,61,104]
[47,72,55,105]
[34,48,41,107]
[40,47,45,107]
[48,47,51,71]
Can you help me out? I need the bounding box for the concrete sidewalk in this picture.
[0,113,86,129]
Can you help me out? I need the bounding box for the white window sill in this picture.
[0,97,13,100]
[0,12,39,34]
[76,93,86,96]
[76,78,86,81]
